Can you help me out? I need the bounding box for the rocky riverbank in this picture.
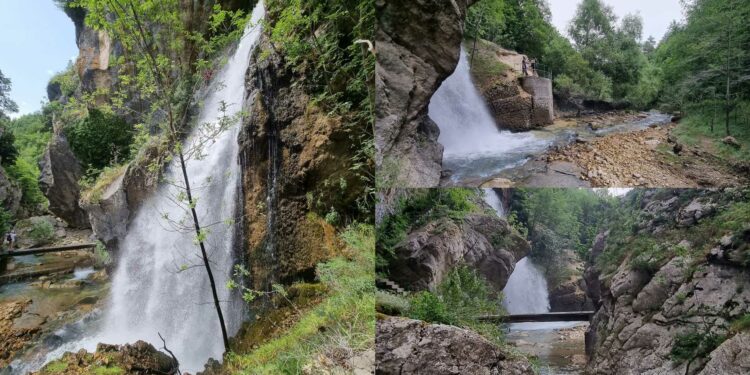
[548,124,749,187]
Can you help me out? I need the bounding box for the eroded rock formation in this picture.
[239,35,363,292]
[468,39,554,132]
[585,190,750,375]
[38,134,90,229]
[387,212,530,292]
[376,316,534,375]
[376,0,476,187]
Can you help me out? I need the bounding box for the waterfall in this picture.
[482,189,505,217]
[18,3,266,373]
[428,47,551,183]
[502,257,550,314]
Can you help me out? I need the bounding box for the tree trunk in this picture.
[178,148,230,351]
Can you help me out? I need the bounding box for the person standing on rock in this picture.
[530,58,537,76]
[9,230,16,250]
[522,57,529,76]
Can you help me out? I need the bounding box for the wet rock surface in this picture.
[376,316,534,375]
[387,213,530,292]
[376,0,476,187]
[33,341,178,375]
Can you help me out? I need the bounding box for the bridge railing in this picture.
[479,311,595,323]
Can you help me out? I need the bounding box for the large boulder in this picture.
[33,341,179,374]
[38,135,90,229]
[387,213,530,292]
[376,0,477,187]
[376,316,534,375]
[80,170,130,250]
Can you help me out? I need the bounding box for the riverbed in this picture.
[506,323,588,375]
[439,111,673,187]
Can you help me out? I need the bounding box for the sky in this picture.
[0,0,78,118]
[548,0,684,43]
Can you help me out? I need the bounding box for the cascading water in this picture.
[482,189,506,218]
[502,257,551,315]
[429,47,551,184]
[12,3,266,374]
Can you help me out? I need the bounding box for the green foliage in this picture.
[49,64,79,98]
[654,0,750,123]
[375,290,410,315]
[0,128,18,166]
[0,69,18,119]
[28,219,55,245]
[377,189,480,272]
[67,109,133,171]
[670,330,725,363]
[406,265,505,344]
[94,241,112,268]
[7,160,47,210]
[224,223,375,373]
[266,0,375,219]
[0,208,12,237]
[4,113,51,211]
[730,314,750,333]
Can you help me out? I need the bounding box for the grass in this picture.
[463,39,513,92]
[731,314,750,333]
[673,107,750,162]
[223,223,375,374]
[43,361,68,373]
[80,164,128,205]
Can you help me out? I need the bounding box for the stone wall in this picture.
[521,76,554,126]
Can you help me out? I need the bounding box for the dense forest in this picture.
[467,0,750,155]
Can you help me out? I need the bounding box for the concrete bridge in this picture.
[480,311,595,323]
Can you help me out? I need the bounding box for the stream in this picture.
[483,190,587,374]
[431,49,672,187]
[6,2,265,374]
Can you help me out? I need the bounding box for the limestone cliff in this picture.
[466,39,554,132]
[585,189,750,374]
[375,0,476,187]
[381,194,530,293]
[239,34,367,293]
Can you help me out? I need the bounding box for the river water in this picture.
[8,2,266,373]
[429,49,672,186]
[482,191,587,374]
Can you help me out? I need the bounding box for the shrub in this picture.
[28,219,55,245]
[0,127,18,166]
[94,241,112,268]
[731,314,750,333]
[670,331,725,363]
[67,109,134,171]
[408,291,450,324]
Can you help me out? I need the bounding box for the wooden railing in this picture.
[479,311,595,323]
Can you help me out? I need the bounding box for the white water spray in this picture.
[482,189,505,218]
[429,48,550,182]
[17,3,266,373]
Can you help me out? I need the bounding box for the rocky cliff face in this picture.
[376,0,476,187]
[376,316,534,375]
[38,132,90,229]
[239,35,363,292]
[467,39,554,132]
[387,211,530,292]
[585,190,750,375]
